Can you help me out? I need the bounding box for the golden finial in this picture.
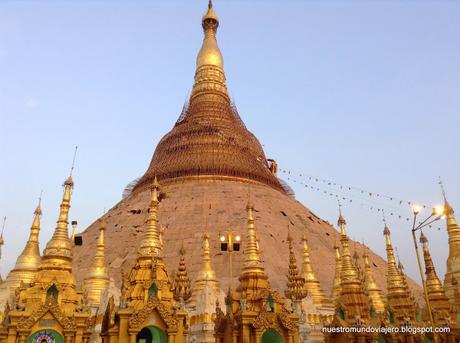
[439,179,460,309]
[420,231,453,319]
[301,235,331,308]
[83,217,110,306]
[196,233,218,282]
[173,244,192,302]
[241,199,264,274]
[196,0,223,70]
[384,224,416,324]
[69,145,78,177]
[138,177,162,257]
[331,242,342,303]
[334,211,371,320]
[337,203,346,236]
[42,171,75,265]
[285,227,307,302]
[6,199,43,291]
[362,246,385,313]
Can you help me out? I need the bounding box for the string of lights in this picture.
[279,168,443,229]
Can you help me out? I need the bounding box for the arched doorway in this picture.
[28,329,64,343]
[136,326,167,343]
[260,329,282,343]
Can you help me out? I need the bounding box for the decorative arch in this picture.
[17,299,76,331]
[27,329,64,343]
[128,297,178,331]
[260,329,282,343]
[136,326,167,343]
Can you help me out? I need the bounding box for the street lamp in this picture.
[219,232,241,297]
[411,205,444,342]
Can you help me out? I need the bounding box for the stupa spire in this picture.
[133,1,283,193]
[420,232,454,323]
[336,212,370,320]
[440,181,460,309]
[192,0,228,101]
[172,244,192,302]
[138,177,162,257]
[6,200,42,291]
[236,199,270,308]
[383,224,416,324]
[301,234,331,308]
[83,218,110,306]
[285,229,307,302]
[196,234,218,284]
[331,242,342,304]
[241,199,264,275]
[41,175,74,269]
[362,247,385,313]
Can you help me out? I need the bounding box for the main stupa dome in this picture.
[133,1,283,194]
[73,2,421,300]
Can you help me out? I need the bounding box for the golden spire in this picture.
[191,0,228,102]
[420,232,454,322]
[440,183,460,309]
[196,0,223,69]
[172,244,192,302]
[236,199,269,307]
[301,234,332,308]
[331,242,342,304]
[84,218,110,306]
[6,201,42,290]
[285,229,307,302]
[41,176,74,269]
[196,234,218,285]
[337,213,370,320]
[383,224,416,323]
[362,248,385,313]
[138,177,162,257]
[241,199,264,275]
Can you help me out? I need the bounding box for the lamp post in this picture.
[219,232,241,297]
[411,205,444,343]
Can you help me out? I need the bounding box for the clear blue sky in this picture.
[0,0,459,285]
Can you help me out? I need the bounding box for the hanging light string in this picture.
[279,168,430,209]
[279,168,441,228]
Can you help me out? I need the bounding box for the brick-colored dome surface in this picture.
[73,179,421,299]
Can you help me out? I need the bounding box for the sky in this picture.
[0,0,459,286]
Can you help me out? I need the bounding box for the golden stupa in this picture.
[71,2,422,303]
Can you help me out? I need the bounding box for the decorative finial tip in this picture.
[419,231,428,244]
[64,175,74,187]
[98,217,106,231]
[208,0,213,9]
[287,226,292,242]
[180,244,186,255]
[246,198,254,210]
[383,225,390,236]
[153,176,160,187]
[34,205,42,216]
